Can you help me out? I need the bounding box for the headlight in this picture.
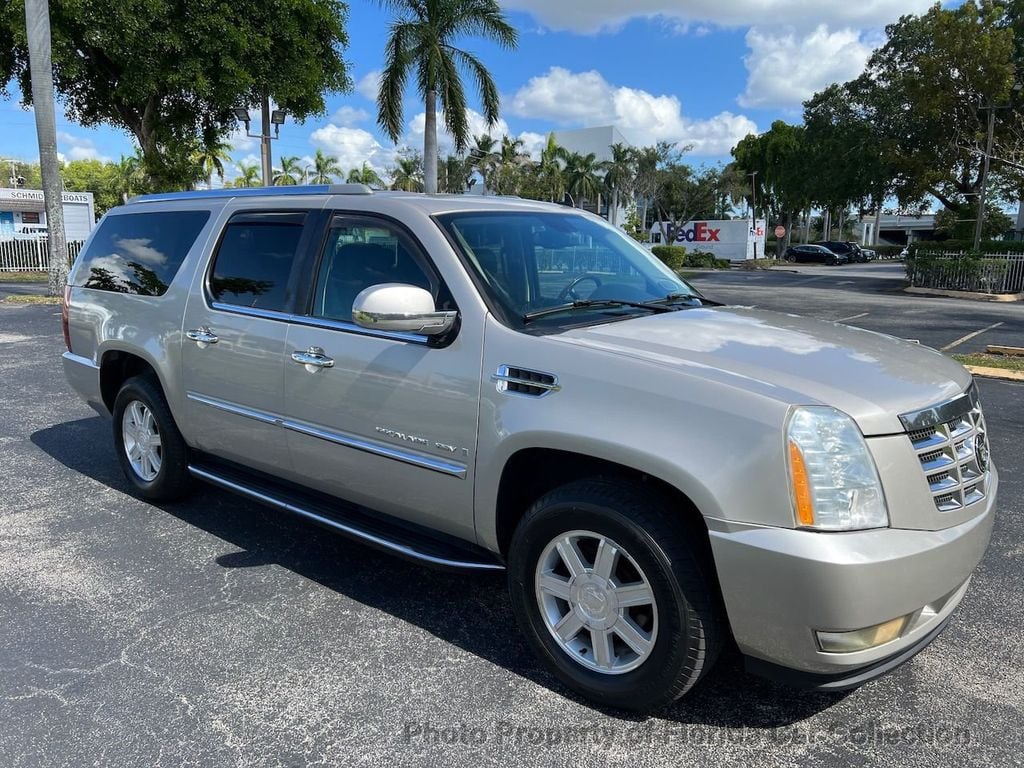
[786,407,889,531]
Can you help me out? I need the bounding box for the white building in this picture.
[552,126,633,226]
[0,188,96,241]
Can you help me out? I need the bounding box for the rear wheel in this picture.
[112,375,192,501]
[508,479,723,711]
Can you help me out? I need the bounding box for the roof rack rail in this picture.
[128,183,374,204]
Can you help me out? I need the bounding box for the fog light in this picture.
[817,616,909,653]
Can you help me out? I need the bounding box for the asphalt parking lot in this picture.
[1,274,1022,767]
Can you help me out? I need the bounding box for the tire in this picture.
[112,374,192,501]
[508,478,723,712]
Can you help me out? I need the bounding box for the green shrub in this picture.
[683,251,731,269]
[871,245,905,258]
[905,252,1017,293]
[651,245,687,270]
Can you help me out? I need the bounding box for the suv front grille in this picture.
[902,389,990,513]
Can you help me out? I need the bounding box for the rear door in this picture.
[280,214,481,541]
[180,209,323,476]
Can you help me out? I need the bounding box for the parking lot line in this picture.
[837,312,869,322]
[940,322,1005,351]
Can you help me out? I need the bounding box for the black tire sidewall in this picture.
[112,376,190,501]
[509,495,707,710]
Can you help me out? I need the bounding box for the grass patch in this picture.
[4,294,61,305]
[737,258,784,270]
[0,271,48,283]
[952,353,1024,372]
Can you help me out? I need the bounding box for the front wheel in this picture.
[112,375,192,501]
[508,479,723,711]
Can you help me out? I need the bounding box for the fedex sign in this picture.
[674,222,720,243]
[650,218,766,261]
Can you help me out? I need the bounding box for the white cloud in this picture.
[509,67,757,154]
[404,108,510,154]
[517,131,549,160]
[499,0,934,33]
[332,105,370,126]
[309,124,396,176]
[356,70,382,101]
[228,125,256,152]
[738,25,874,108]
[57,131,111,163]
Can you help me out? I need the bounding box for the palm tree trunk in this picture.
[25,0,67,298]
[424,90,438,194]
[610,188,619,226]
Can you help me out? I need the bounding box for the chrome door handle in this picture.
[186,327,219,346]
[291,346,335,371]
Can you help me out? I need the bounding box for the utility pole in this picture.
[25,0,67,298]
[974,101,996,252]
[260,94,273,187]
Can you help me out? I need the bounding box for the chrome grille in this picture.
[902,388,990,513]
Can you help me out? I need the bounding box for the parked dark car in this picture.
[813,241,860,262]
[785,244,847,265]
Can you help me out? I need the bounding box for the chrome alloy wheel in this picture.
[535,530,658,674]
[121,400,162,482]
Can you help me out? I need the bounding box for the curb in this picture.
[904,286,1024,302]
[964,365,1024,382]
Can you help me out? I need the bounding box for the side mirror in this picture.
[352,283,457,336]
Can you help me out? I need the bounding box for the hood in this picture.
[553,307,972,436]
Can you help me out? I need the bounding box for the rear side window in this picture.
[209,212,306,312]
[78,210,210,295]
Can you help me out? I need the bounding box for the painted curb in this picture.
[904,287,1024,302]
[964,365,1024,382]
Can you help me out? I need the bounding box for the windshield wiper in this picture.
[647,292,724,308]
[522,299,673,323]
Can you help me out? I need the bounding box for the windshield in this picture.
[436,211,701,327]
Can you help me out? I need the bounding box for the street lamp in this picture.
[233,99,288,187]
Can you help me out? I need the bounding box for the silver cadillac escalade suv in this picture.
[62,185,997,711]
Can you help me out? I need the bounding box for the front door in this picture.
[281,215,482,541]
[181,210,313,475]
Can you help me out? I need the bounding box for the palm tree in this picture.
[559,150,604,209]
[389,152,424,192]
[192,135,232,190]
[438,154,473,193]
[537,133,564,204]
[377,0,518,194]
[273,155,301,185]
[234,162,261,188]
[112,152,145,203]
[347,162,385,188]
[469,134,499,193]
[25,0,67,296]
[493,135,530,196]
[603,143,636,226]
[310,149,343,184]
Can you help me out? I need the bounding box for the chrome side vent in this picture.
[492,365,560,397]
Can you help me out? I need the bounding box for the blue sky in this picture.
[2,0,941,183]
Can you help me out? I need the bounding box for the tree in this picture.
[469,133,499,192]
[61,159,119,214]
[309,149,343,184]
[438,154,473,193]
[111,152,146,203]
[4,0,351,190]
[559,150,604,208]
[377,0,517,194]
[603,142,636,226]
[233,162,261,188]
[347,161,385,187]
[934,203,1013,240]
[24,0,66,297]
[806,2,1023,224]
[535,133,564,203]
[492,135,530,195]
[274,156,301,186]
[193,134,232,190]
[389,148,424,191]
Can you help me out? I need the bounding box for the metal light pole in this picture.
[974,102,997,252]
[25,0,67,297]
[749,171,758,259]
[260,95,273,187]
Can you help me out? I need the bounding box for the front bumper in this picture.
[707,467,996,680]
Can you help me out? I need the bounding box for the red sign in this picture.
[774,225,786,238]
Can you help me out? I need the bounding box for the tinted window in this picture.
[312,220,434,322]
[210,213,306,311]
[78,211,210,295]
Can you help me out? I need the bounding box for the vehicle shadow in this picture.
[32,416,849,727]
